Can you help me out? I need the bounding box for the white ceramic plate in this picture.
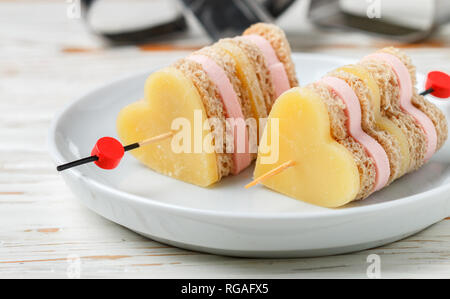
[49,53,450,257]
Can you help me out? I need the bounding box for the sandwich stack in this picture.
[117,23,298,186]
[253,47,448,207]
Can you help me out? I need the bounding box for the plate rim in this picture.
[48,52,450,220]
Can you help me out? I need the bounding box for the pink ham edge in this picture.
[239,35,290,98]
[187,54,251,175]
[362,53,437,161]
[321,76,391,192]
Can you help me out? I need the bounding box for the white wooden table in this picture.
[0,0,449,278]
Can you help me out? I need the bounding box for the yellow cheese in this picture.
[254,87,360,208]
[338,65,410,176]
[219,41,267,123]
[117,67,219,187]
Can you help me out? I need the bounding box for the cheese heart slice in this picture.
[117,67,219,187]
[254,87,360,207]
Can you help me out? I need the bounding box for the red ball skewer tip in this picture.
[425,71,450,99]
[91,137,124,169]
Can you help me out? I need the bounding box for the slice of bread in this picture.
[243,23,299,90]
[215,38,269,120]
[195,46,254,123]
[227,37,275,115]
[173,58,233,178]
[194,46,258,161]
[380,47,448,151]
[232,37,276,112]
[308,82,377,200]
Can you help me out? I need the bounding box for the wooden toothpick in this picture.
[245,160,296,189]
[123,131,174,151]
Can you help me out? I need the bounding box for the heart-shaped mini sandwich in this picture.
[117,23,298,186]
[252,47,447,207]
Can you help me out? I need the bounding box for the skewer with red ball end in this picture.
[90,137,124,169]
[56,132,173,171]
[420,71,450,98]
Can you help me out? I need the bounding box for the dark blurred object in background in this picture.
[81,0,450,45]
[179,0,296,40]
[82,0,296,44]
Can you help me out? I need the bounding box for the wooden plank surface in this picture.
[0,0,449,278]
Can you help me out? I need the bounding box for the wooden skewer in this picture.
[123,131,174,151]
[139,131,174,146]
[245,160,296,189]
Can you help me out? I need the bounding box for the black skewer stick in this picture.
[57,155,99,171]
[420,87,434,96]
[123,142,140,151]
[56,142,139,172]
